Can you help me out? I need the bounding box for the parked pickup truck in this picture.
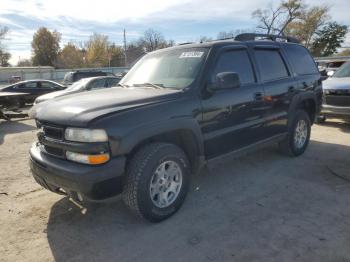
[29,33,322,222]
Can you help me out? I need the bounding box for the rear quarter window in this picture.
[284,44,318,75]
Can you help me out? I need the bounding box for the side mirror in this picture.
[327,70,335,77]
[215,72,241,90]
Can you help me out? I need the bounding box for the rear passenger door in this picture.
[253,45,297,137]
[283,43,322,117]
[200,46,266,158]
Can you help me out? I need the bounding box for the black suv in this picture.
[30,34,322,222]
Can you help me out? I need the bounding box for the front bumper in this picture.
[321,104,350,119]
[29,143,126,201]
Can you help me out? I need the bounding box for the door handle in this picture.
[254,92,263,101]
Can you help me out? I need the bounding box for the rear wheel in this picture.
[122,143,190,222]
[279,110,311,156]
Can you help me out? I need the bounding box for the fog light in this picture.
[66,151,110,165]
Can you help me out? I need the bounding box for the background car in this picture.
[315,57,349,79]
[319,60,350,123]
[0,80,65,106]
[63,70,115,86]
[34,76,121,104]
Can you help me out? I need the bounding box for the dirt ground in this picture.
[1,118,350,262]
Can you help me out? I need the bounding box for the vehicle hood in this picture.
[36,90,76,102]
[323,77,350,90]
[31,87,182,126]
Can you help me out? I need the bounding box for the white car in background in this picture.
[319,61,350,123]
[34,76,120,104]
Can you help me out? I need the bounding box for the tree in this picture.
[0,50,11,67]
[0,26,11,67]
[199,36,213,43]
[86,33,109,67]
[17,59,32,67]
[217,29,252,40]
[286,6,330,47]
[125,42,146,67]
[56,43,84,68]
[252,0,303,35]
[311,22,348,57]
[31,27,61,66]
[217,31,236,39]
[139,29,172,52]
[108,44,125,67]
[336,49,350,56]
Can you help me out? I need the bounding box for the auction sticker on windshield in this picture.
[179,52,204,58]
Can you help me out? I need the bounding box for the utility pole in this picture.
[123,29,127,67]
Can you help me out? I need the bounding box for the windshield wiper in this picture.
[132,83,165,89]
[116,83,129,88]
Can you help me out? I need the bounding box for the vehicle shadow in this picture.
[46,140,350,262]
[0,119,36,145]
[316,120,350,133]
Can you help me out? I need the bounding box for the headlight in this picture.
[66,151,110,165]
[65,128,108,142]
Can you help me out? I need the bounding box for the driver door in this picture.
[200,46,266,158]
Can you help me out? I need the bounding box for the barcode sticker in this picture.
[179,52,204,58]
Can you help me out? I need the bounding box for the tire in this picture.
[122,142,190,222]
[279,110,311,157]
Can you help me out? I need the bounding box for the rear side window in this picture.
[17,82,38,88]
[213,49,255,85]
[255,49,289,82]
[41,82,55,88]
[284,44,318,75]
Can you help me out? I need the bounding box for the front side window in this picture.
[255,49,289,82]
[120,48,208,89]
[213,49,255,85]
[107,78,120,87]
[17,82,38,88]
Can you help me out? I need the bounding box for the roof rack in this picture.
[234,33,300,44]
[178,42,193,46]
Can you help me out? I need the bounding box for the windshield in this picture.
[333,61,350,78]
[120,47,208,89]
[65,78,90,91]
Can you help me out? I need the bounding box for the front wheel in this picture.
[122,143,190,222]
[279,110,311,156]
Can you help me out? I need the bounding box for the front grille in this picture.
[44,145,65,158]
[36,121,66,158]
[43,125,64,140]
[324,90,350,107]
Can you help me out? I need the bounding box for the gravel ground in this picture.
[0,118,350,262]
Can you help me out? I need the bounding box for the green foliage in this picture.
[56,43,85,69]
[311,22,348,57]
[86,33,109,67]
[0,49,11,67]
[336,49,350,56]
[17,58,32,67]
[0,25,11,67]
[31,27,61,66]
[108,44,125,67]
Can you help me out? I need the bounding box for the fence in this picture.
[0,66,129,84]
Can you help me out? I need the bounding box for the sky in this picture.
[1,0,350,65]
